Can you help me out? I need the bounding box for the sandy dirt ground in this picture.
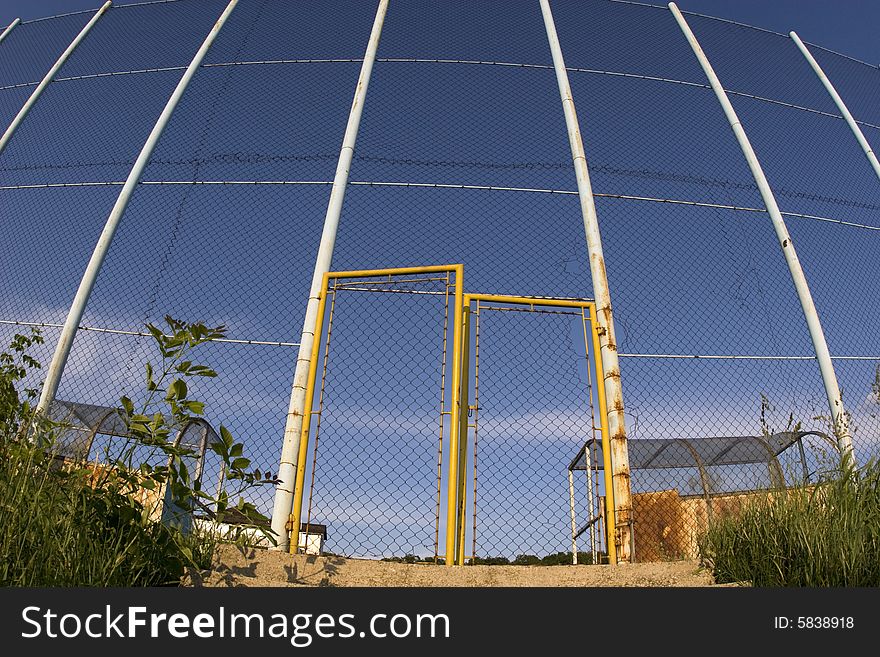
[184,544,727,587]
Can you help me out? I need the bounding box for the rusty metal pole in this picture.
[669,3,855,466]
[270,0,389,551]
[539,0,633,562]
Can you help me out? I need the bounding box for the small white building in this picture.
[297,523,328,555]
[194,517,328,554]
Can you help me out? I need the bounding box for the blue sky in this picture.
[2,0,879,559]
[3,0,880,63]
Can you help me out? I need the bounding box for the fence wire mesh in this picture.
[303,270,456,560]
[1,0,879,562]
[467,299,603,565]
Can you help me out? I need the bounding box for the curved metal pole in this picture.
[35,0,239,416]
[796,429,838,452]
[174,417,211,484]
[0,17,20,45]
[796,436,810,483]
[159,417,211,532]
[87,408,120,461]
[754,435,786,489]
[270,0,389,552]
[676,438,712,520]
[790,31,880,182]
[0,3,111,155]
[540,0,633,563]
[160,425,189,530]
[793,430,838,482]
[669,3,855,468]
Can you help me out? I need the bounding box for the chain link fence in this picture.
[2,0,879,562]
[466,297,604,564]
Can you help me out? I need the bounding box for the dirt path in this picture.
[185,544,723,587]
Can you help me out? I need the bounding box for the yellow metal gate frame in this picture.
[288,265,465,559]
[287,266,616,565]
[454,294,616,566]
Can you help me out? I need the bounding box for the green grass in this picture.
[699,459,880,586]
[0,429,217,586]
[0,322,271,587]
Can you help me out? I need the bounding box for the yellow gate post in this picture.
[457,294,617,565]
[455,302,471,565]
[286,265,465,559]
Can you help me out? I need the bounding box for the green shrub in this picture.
[539,551,602,565]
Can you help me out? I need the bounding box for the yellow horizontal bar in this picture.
[328,264,463,279]
[465,293,595,310]
[335,276,450,286]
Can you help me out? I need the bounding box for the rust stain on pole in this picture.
[540,0,635,562]
[595,258,634,562]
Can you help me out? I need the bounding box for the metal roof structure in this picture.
[568,431,837,505]
[48,399,218,484]
[569,431,834,472]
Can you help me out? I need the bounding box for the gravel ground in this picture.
[184,544,726,587]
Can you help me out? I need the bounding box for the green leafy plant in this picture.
[0,328,43,438]
[110,316,276,539]
[0,319,276,586]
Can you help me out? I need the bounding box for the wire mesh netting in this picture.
[2,0,879,562]
[467,299,603,564]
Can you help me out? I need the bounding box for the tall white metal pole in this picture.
[35,0,239,415]
[0,17,20,45]
[0,3,112,155]
[539,0,634,562]
[790,31,880,182]
[269,0,389,551]
[669,3,855,465]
